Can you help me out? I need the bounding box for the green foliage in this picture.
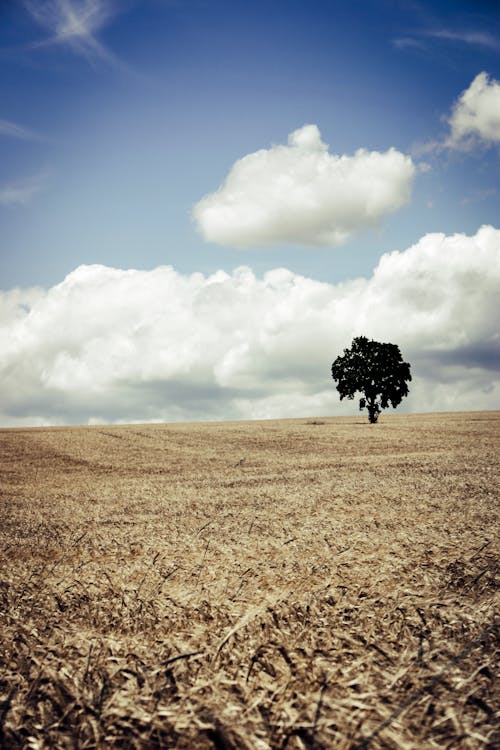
[331,336,412,423]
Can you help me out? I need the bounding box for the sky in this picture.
[0,0,499,426]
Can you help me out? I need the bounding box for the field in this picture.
[0,411,498,749]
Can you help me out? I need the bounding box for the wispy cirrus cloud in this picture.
[0,172,49,207]
[425,28,500,51]
[23,0,124,68]
[0,117,42,141]
[392,37,427,51]
[460,188,497,206]
[393,26,500,54]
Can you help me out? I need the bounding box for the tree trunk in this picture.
[367,400,379,424]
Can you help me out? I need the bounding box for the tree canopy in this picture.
[331,336,411,423]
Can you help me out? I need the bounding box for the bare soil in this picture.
[0,411,498,749]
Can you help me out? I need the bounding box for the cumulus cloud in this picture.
[192,125,416,248]
[447,72,500,149]
[0,226,499,426]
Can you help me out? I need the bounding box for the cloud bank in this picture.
[193,125,416,247]
[447,72,500,149]
[1,226,499,426]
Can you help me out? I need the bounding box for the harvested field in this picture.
[0,411,498,749]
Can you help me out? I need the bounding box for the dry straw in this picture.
[0,412,498,748]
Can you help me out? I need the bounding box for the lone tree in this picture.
[331,336,411,423]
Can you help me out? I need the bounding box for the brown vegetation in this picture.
[0,411,498,749]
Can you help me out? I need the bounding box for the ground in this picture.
[0,412,498,749]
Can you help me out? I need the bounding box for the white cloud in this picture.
[447,72,500,148]
[0,226,499,426]
[192,125,416,248]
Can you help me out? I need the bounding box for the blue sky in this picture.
[1,0,499,286]
[0,0,499,425]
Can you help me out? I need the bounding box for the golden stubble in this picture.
[0,412,498,749]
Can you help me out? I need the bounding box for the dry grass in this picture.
[0,411,498,749]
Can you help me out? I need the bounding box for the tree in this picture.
[331,336,411,423]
